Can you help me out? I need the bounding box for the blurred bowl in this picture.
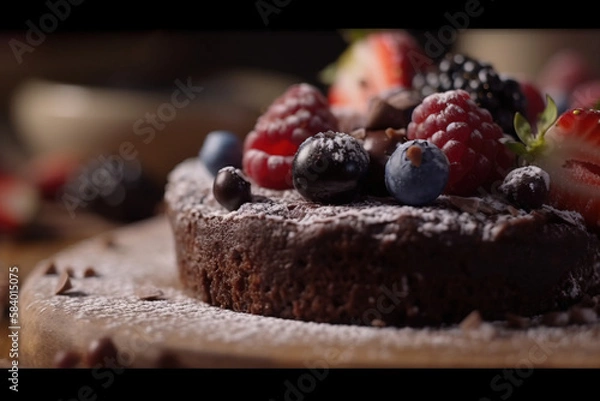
[10,69,300,185]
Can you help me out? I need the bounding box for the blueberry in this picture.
[292,131,370,204]
[198,130,243,176]
[384,139,449,206]
[213,166,252,211]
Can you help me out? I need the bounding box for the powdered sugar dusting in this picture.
[20,217,600,367]
[165,158,588,239]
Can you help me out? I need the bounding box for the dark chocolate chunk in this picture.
[365,88,422,130]
[83,267,98,278]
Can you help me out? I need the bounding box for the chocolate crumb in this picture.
[85,337,119,368]
[506,205,521,217]
[53,350,82,368]
[55,272,73,295]
[370,318,386,327]
[44,262,57,275]
[505,313,531,329]
[103,235,116,248]
[578,294,597,308]
[135,286,165,301]
[541,311,570,327]
[569,306,598,325]
[459,310,482,330]
[156,351,181,368]
[83,267,98,278]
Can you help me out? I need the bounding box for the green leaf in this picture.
[318,62,338,85]
[339,29,377,43]
[502,139,528,157]
[513,112,533,145]
[536,95,558,137]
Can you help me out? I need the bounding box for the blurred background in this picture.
[0,27,599,295]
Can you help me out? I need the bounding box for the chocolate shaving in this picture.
[541,311,570,327]
[445,196,482,215]
[44,262,57,275]
[506,205,521,217]
[55,272,73,295]
[459,310,482,330]
[135,286,165,301]
[569,306,598,325]
[65,267,75,278]
[505,313,531,329]
[83,267,98,278]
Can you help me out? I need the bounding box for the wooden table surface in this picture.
[0,201,120,363]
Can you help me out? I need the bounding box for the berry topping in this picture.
[351,127,407,196]
[412,53,527,138]
[212,166,252,211]
[198,130,243,176]
[407,89,515,196]
[364,87,423,130]
[507,98,600,229]
[498,166,550,210]
[292,131,370,204]
[322,30,431,114]
[384,139,449,206]
[242,83,339,190]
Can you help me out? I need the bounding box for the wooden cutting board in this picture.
[19,216,600,368]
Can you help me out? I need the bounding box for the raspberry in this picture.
[242,83,339,189]
[412,53,527,139]
[407,89,515,196]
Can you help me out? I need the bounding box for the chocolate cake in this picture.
[165,158,600,327]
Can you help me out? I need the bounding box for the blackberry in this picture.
[412,53,527,139]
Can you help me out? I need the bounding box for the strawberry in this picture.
[506,97,600,229]
[23,152,81,199]
[0,174,41,233]
[321,30,431,115]
[518,79,546,130]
